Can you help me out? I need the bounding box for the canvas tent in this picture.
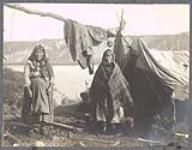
[113,30,188,123]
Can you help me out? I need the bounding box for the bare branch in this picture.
[44,121,83,132]
[5,4,115,32]
[5,4,67,22]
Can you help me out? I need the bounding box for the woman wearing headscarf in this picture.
[90,49,134,132]
[22,45,55,123]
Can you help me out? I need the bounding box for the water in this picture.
[5,65,96,99]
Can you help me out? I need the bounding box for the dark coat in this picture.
[90,62,134,123]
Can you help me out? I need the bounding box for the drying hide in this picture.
[64,19,114,74]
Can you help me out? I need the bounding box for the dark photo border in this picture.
[1,0,191,150]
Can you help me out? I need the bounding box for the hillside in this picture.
[140,32,189,50]
[4,39,75,65]
[4,32,189,64]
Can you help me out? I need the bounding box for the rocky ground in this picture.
[3,67,189,148]
[3,102,146,147]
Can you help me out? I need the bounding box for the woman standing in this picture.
[90,49,134,132]
[22,45,55,123]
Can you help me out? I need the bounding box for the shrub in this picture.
[3,67,24,116]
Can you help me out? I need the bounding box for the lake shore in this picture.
[5,65,96,101]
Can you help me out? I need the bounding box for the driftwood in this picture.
[5,4,112,32]
[3,133,19,144]
[137,138,166,145]
[78,140,120,147]
[5,4,67,22]
[73,137,120,145]
[4,118,83,132]
[43,121,83,132]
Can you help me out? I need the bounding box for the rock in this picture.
[13,143,19,147]
[34,140,45,147]
[53,136,60,142]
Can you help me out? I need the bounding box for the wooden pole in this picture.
[5,4,67,22]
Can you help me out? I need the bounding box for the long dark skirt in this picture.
[96,97,124,124]
[22,77,54,124]
[30,78,49,114]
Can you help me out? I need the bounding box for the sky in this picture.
[4,4,189,41]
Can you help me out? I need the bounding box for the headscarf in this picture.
[101,49,115,81]
[28,45,53,79]
[102,49,115,64]
[28,44,48,62]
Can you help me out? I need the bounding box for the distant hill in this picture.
[140,32,189,50]
[4,32,189,65]
[4,39,76,65]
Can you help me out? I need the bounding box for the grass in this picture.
[3,67,24,116]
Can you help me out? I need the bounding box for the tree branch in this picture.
[5,4,115,32]
[5,4,67,22]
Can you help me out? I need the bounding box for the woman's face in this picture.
[35,48,44,61]
[107,41,113,48]
[103,51,113,65]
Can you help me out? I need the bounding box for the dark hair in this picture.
[28,45,48,62]
[107,40,113,45]
[102,49,115,62]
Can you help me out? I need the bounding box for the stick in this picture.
[5,4,67,22]
[137,138,166,145]
[78,140,120,147]
[73,137,120,145]
[5,4,114,34]
[3,133,19,144]
[5,120,83,132]
[44,121,83,132]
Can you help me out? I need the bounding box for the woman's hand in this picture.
[47,85,52,94]
[26,86,32,98]
[47,81,54,94]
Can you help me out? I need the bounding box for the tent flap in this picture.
[114,34,182,119]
